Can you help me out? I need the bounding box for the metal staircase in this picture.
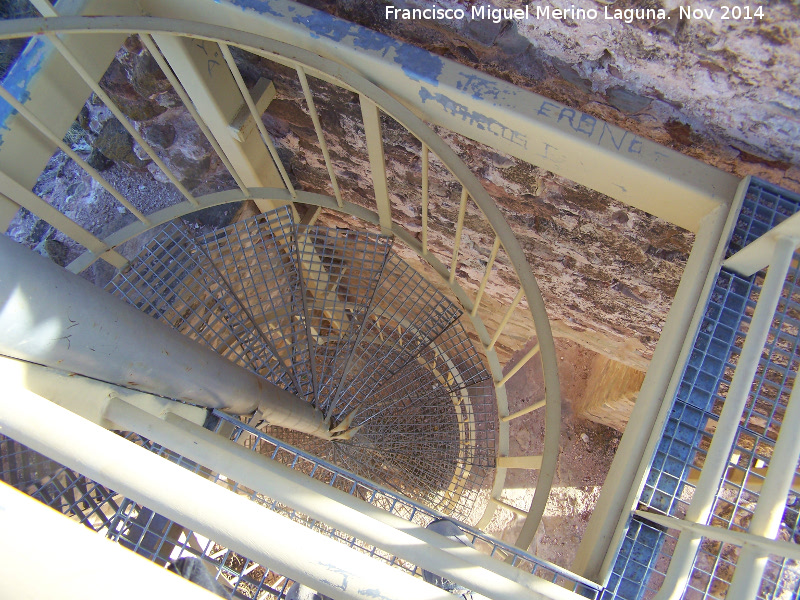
[106,205,495,520]
[0,1,799,599]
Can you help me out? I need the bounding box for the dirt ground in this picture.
[483,337,622,569]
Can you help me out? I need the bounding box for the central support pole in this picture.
[0,235,331,439]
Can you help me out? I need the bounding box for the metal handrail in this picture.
[0,13,560,549]
[205,410,601,595]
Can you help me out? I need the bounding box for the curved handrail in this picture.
[0,15,560,550]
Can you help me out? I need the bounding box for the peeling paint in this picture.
[456,71,515,103]
[221,0,445,85]
[356,588,392,600]
[293,10,444,86]
[223,0,282,17]
[0,37,51,146]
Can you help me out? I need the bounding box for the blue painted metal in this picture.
[0,37,51,146]
[219,0,444,86]
[602,519,670,600]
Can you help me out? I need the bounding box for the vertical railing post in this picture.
[573,197,736,581]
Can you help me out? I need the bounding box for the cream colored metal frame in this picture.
[0,354,587,600]
[0,8,560,551]
[0,0,766,592]
[653,233,800,600]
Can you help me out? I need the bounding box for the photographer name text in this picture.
[384,4,765,24]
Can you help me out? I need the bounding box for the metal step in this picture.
[107,207,494,520]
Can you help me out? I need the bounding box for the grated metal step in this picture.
[106,207,495,520]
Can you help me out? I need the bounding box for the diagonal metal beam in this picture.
[724,208,800,275]
[151,34,286,212]
[0,172,128,268]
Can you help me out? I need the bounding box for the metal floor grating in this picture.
[199,207,311,397]
[604,179,800,600]
[262,318,497,519]
[0,412,601,599]
[330,252,462,418]
[106,218,296,393]
[107,207,494,521]
[294,224,393,412]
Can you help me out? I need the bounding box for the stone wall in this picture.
[13,0,796,373]
[577,354,646,431]
[6,29,695,369]
[262,0,800,368]
[296,0,800,189]
[234,45,692,367]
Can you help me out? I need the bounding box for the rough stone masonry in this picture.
[9,0,797,428]
[269,0,798,426]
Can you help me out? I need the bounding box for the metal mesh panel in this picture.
[638,268,754,519]
[350,385,490,518]
[0,435,61,490]
[0,422,599,598]
[362,319,491,417]
[605,179,800,600]
[263,319,495,521]
[106,207,494,523]
[217,412,595,596]
[332,253,462,419]
[602,518,671,600]
[294,224,393,412]
[0,432,301,599]
[261,391,495,521]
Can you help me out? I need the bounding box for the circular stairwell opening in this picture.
[0,19,562,550]
[106,205,498,522]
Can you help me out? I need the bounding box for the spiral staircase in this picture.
[1,2,799,600]
[106,206,495,520]
[0,3,570,598]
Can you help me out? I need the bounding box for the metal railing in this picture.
[221,411,601,597]
[4,3,798,599]
[0,407,601,598]
[0,5,560,549]
[602,179,800,600]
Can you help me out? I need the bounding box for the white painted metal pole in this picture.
[0,481,221,600]
[633,511,800,562]
[0,235,330,437]
[725,363,800,600]
[104,397,580,600]
[574,201,733,581]
[0,388,452,600]
[655,235,796,600]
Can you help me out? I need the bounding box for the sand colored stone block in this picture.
[576,354,646,432]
